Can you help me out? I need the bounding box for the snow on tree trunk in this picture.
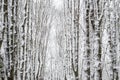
[0,0,120,80]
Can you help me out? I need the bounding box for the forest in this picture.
[0,0,120,80]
